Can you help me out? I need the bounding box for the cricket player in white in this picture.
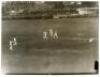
[9,41,13,51]
[13,37,17,45]
[43,32,48,40]
[9,37,17,51]
[53,31,58,39]
[49,29,58,39]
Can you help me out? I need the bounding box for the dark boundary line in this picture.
[2,16,98,20]
[5,72,98,75]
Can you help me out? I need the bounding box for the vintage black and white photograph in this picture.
[1,1,99,75]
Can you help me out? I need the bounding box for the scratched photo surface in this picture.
[2,1,99,74]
